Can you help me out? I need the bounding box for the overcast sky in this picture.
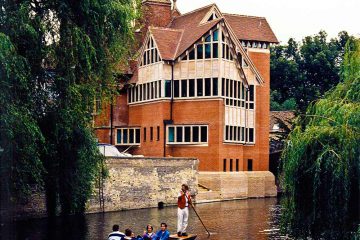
[176,0,360,44]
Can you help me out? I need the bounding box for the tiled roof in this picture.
[134,3,278,86]
[169,4,220,59]
[174,19,221,59]
[169,4,214,29]
[150,27,183,60]
[224,13,278,43]
[270,111,296,132]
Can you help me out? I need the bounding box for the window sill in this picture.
[166,143,208,147]
[115,144,141,146]
[223,142,255,146]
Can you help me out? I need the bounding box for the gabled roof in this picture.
[169,4,215,29]
[223,13,278,43]
[173,19,221,59]
[150,27,183,60]
[135,3,278,86]
[169,4,221,59]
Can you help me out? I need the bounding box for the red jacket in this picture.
[177,191,191,209]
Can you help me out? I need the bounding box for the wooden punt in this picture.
[169,234,197,240]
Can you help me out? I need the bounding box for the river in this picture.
[8,198,284,240]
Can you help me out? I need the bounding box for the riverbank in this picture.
[5,157,277,219]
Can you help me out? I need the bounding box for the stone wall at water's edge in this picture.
[88,157,199,213]
[10,157,198,218]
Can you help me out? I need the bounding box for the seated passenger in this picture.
[108,224,125,240]
[124,228,136,240]
[143,224,156,240]
[154,223,170,240]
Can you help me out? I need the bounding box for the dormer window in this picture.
[140,36,161,66]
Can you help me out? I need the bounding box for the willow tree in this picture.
[0,0,139,215]
[280,39,360,239]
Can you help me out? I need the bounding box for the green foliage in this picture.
[280,39,360,239]
[282,98,297,111]
[0,33,45,198]
[1,0,139,215]
[271,90,297,111]
[271,31,356,112]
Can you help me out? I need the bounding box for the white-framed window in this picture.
[222,30,234,61]
[128,80,162,104]
[140,36,161,66]
[237,53,249,68]
[224,126,254,144]
[221,78,254,109]
[180,28,219,61]
[166,125,208,145]
[116,127,141,145]
[207,12,219,22]
[246,85,255,110]
[171,78,219,99]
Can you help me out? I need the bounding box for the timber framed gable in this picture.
[138,33,163,68]
[200,4,222,24]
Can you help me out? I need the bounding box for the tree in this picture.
[0,0,139,215]
[0,33,45,203]
[270,31,355,112]
[280,39,360,239]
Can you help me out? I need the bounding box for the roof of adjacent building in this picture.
[270,111,296,133]
[223,13,279,43]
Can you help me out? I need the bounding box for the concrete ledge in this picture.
[197,171,276,202]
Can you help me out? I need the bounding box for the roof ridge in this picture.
[223,13,266,19]
[173,3,216,19]
[173,29,184,59]
[150,26,183,32]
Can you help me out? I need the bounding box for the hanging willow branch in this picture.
[280,39,360,239]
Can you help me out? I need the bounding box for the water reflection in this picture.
[10,198,283,240]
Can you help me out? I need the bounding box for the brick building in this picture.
[94,0,278,173]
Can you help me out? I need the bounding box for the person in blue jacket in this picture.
[154,223,170,240]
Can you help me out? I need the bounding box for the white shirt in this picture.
[108,231,125,240]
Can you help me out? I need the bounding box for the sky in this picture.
[176,0,360,44]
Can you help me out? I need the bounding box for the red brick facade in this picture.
[94,1,277,172]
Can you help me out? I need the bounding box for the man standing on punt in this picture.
[177,184,192,237]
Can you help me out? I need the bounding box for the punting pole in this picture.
[184,193,211,237]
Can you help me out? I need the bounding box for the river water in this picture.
[10,198,284,240]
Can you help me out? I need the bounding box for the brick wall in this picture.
[94,93,128,144]
[247,51,271,171]
[142,2,172,28]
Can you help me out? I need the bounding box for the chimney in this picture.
[172,0,181,17]
[141,0,172,28]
